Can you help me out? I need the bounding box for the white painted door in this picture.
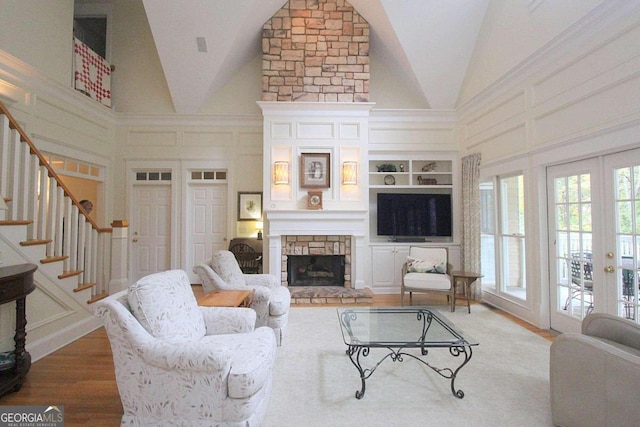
[131,184,171,282]
[602,148,640,323]
[548,148,640,333]
[548,158,602,333]
[187,183,227,283]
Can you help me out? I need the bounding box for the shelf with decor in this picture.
[368,159,453,189]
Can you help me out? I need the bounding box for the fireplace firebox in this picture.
[287,255,345,286]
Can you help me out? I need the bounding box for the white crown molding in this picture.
[257,101,375,117]
[115,112,263,128]
[370,109,457,125]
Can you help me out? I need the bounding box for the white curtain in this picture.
[461,153,481,298]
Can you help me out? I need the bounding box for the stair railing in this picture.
[0,100,112,299]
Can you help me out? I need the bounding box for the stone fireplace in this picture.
[261,0,370,102]
[259,0,374,304]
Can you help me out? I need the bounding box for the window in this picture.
[190,170,227,181]
[135,171,172,181]
[74,17,107,59]
[481,173,527,301]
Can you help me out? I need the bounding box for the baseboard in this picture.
[27,315,103,363]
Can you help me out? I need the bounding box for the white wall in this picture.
[110,0,174,114]
[458,1,640,327]
[458,0,606,106]
[0,0,75,86]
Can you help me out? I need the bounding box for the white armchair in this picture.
[193,250,290,346]
[550,313,640,427]
[94,269,276,427]
[401,246,453,309]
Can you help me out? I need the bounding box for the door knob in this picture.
[606,252,614,259]
[604,265,614,273]
[132,238,138,243]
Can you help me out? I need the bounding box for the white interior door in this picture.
[131,184,171,282]
[186,183,227,283]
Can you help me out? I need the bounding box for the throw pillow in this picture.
[406,256,446,274]
[128,269,206,343]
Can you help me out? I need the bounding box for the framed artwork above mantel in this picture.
[300,153,330,188]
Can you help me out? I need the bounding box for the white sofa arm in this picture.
[97,301,232,373]
[200,306,256,334]
[550,331,640,427]
[138,339,232,372]
[582,312,640,351]
[245,273,280,289]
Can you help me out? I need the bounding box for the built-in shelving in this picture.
[369,159,453,188]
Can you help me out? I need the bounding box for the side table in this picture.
[0,263,37,397]
[451,271,483,313]
[198,290,255,308]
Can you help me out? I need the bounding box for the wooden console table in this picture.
[0,263,37,397]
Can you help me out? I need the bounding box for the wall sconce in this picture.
[255,220,263,240]
[342,161,358,185]
[273,161,290,185]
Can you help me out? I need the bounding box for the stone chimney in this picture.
[261,0,370,102]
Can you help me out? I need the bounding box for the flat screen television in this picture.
[377,193,452,239]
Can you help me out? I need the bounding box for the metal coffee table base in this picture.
[346,344,473,399]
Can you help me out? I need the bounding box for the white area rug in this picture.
[264,304,553,427]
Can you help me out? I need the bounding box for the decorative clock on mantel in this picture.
[307,191,323,210]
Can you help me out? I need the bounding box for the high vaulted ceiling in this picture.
[141,0,490,114]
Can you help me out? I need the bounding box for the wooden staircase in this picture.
[0,100,112,310]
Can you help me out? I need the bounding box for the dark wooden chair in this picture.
[229,243,261,274]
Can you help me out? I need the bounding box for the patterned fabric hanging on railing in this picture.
[73,38,112,107]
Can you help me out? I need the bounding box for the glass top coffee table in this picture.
[337,307,478,399]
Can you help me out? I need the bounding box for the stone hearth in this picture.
[289,285,373,304]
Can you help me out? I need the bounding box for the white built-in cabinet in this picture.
[370,245,410,291]
[368,153,460,293]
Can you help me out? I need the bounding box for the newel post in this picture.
[109,220,129,293]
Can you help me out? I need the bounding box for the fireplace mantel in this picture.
[264,209,368,289]
[260,101,374,291]
[266,210,368,236]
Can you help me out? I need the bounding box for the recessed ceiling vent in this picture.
[196,37,207,53]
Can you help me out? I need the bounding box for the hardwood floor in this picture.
[0,288,556,426]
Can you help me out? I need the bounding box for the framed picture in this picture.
[300,153,331,188]
[237,192,263,221]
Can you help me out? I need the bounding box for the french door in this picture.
[548,149,640,333]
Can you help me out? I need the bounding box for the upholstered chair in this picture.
[94,269,276,427]
[401,246,453,309]
[550,313,640,427]
[193,250,290,346]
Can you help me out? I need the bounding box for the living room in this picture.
[0,0,640,424]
